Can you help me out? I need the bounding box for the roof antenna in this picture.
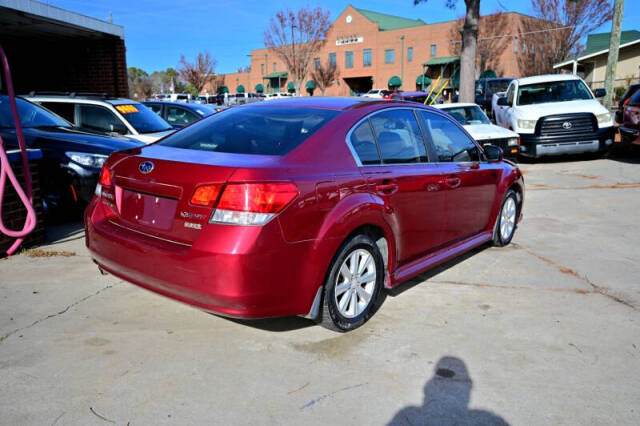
[109,13,113,23]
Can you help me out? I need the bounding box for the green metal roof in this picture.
[355,8,426,31]
[423,56,459,66]
[263,71,288,79]
[584,30,640,56]
[388,75,402,88]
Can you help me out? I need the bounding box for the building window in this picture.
[261,64,264,75]
[530,43,535,55]
[363,49,372,67]
[273,62,277,72]
[329,52,336,67]
[345,51,354,68]
[314,57,320,70]
[430,44,436,57]
[385,49,395,64]
[514,36,518,54]
[522,41,527,55]
[407,47,413,62]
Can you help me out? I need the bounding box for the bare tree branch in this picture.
[310,61,340,95]
[178,51,217,94]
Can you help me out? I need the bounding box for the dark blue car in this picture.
[0,95,142,212]
[143,101,226,129]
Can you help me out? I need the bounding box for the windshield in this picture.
[486,79,511,95]
[0,96,71,129]
[443,105,490,125]
[517,79,593,106]
[112,102,173,133]
[159,106,338,156]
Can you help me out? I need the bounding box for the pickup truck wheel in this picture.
[493,190,518,247]
[319,234,384,332]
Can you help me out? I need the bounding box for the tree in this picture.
[178,51,217,95]
[264,7,331,95]
[310,60,340,95]
[415,0,479,103]
[519,0,613,75]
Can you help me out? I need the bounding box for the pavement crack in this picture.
[0,281,120,344]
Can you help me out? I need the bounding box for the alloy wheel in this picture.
[334,249,377,318]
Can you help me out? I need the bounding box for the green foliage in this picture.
[183,84,199,96]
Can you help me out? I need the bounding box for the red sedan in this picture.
[85,97,524,331]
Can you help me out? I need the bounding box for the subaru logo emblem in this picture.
[562,121,573,130]
[139,161,154,174]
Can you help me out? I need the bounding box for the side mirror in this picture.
[484,144,503,162]
[476,89,483,96]
[497,96,509,107]
[594,88,606,98]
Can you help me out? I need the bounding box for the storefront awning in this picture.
[263,71,288,79]
[479,69,497,79]
[287,81,295,91]
[217,86,229,94]
[416,75,431,86]
[422,56,460,66]
[236,85,245,93]
[305,80,315,89]
[255,83,264,93]
[388,75,402,88]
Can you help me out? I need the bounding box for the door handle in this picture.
[444,176,461,188]
[375,183,398,194]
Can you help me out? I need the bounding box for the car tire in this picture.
[319,234,385,332]
[493,189,518,247]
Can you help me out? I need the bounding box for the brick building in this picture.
[209,5,546,97]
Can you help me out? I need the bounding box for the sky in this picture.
[46,0,640,74]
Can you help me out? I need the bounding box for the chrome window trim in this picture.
[345,106,487,168]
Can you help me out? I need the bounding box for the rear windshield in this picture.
[158,106,338,155]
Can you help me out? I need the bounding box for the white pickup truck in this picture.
[492,74,614,158]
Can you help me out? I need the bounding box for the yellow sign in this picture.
[115,104,139,114]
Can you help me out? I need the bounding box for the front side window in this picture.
[517,79,593,106]
[407,47,413,62]
[0,97,71,129]
[40,101,75,123]
[350,120,380,165]
[78,104,128,134]
[345,51,354,68]
[159,106,338,156]
[506,83,515,105]
[329,52,336,67]
[363,49,372,67]
[430,44,436,57]
[385,49,395,64]
[419,111,480,163]
[370,109,428,164]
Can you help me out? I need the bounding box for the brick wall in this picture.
[0,160,45,257]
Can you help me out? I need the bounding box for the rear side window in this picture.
[147,104,162,115]
[419,111,480,163]
[159,106,338,156]
[350,121,381,165]
[370,109,428,164]
[40,102,75,123]
[166,106,198,125]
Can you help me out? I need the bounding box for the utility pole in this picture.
[604,0,625,110]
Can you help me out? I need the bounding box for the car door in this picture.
[418,110,500,244]
[495,82,515,128]
[349,108,448,264]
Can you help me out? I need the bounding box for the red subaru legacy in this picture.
[85,97,524,331]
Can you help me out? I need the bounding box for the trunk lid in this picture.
[107,145,258,245]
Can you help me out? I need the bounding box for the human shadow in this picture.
[388,356,509,426]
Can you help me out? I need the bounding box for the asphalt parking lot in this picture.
[1,150,639,425]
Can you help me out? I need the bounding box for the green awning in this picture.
[422,56,460,66]
[216,86,228,94]
[388,75,402,88]
[416,75,431,86]
[287,81,295,91]
[305,80,315,89]
[480,69,497,78]
[263,71,288,79]
[236,85,245,93]
[255,83,264,93]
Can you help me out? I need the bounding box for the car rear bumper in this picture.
[619,126,640,144]
[519,126,615,158]
[84,199,322,319]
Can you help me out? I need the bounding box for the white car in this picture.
[263,93,292,101]
[434,103,521,159]
[25,94,174,144]
[363,89,391,99]
[492,74,614,158]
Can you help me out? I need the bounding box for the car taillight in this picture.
[624,97,630,106]
[191,184,222,207]
[210,182,298,226]
[95,165,112,196]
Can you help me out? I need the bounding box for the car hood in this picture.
[132,129,175,144]
[464,124,519,140]
[513,99,608,120]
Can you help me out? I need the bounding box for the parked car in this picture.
[0,95,142,213]
[615,83,640,123]
[263,93,292,101]
[391,91,438,105]
[492,74,614,158]
[25,93,174,144]
[363,89,392,99]
[85,97,524,332]
[165,93,193,103]
[619,89,640,145]
[143,101,224,129]
[195,94,219,105]
[474,78,513,119]
[434,103,521,159]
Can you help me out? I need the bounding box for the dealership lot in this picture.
[1,153,639,425]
